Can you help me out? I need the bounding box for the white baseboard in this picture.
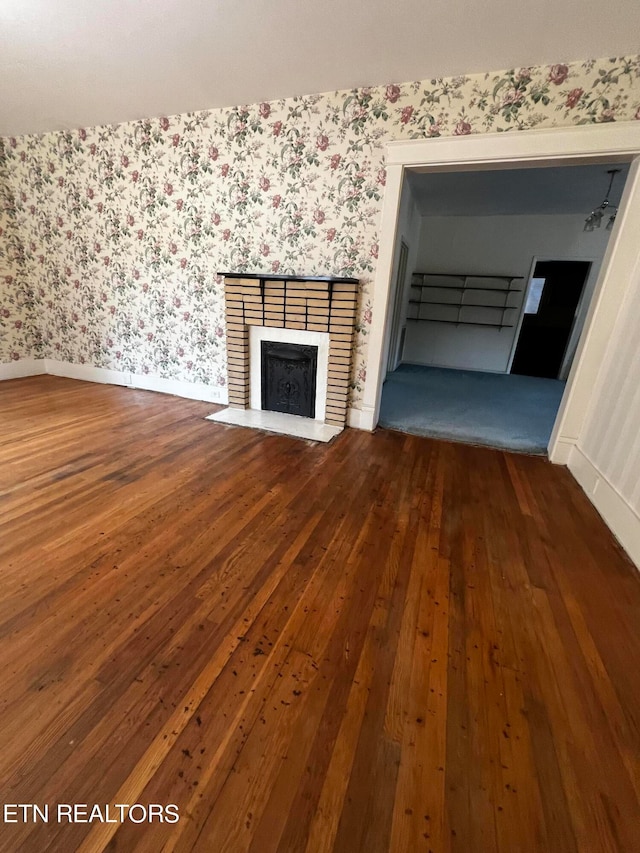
[129,372,227,404]
[0,358,46,380]
[568,445,640,569]
[45,359,130,386]
[548,436,575,465]
[347,407,364,429]
[40,359,227,405]
[348,404,376,431]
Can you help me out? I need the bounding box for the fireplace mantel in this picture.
[218,273,359,283]
[216,272,360,434]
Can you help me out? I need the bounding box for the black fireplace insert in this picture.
[261,341,318,418]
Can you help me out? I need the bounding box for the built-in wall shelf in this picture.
[407,272,524,330]
[407,318,515,328]
[410,286,520,293]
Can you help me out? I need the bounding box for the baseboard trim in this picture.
[45,359,130,386]
[348,405,376,431]
[0,358,46,380]
[129,372,227,404]
[548,436,576,465]
[568,445,640,569]
[42,360,227,404]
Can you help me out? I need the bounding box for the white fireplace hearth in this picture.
[206,407,342,442]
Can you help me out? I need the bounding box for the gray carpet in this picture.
[379,364,565,454]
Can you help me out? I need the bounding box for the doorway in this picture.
[376,164,621,454]
[362,124,640,462]
[511,260,591,379]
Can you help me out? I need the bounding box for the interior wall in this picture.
[402,213,611,373]
[0,139,40,365]
[1,54,639,406]
[570,252,640,565]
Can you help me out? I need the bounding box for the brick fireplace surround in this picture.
[219,273,359,429]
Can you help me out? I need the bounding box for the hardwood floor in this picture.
[0,376,639,852]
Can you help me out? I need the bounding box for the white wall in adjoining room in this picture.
[382,175,421,375]
[402,213,612,373]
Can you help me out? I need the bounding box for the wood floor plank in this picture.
[0,376,639,852]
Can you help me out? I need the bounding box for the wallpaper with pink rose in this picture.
[0,140,41,362]
[1,55,639,406]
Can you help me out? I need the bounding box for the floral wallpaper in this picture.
[1,54,639,405]
[0,140,41,363]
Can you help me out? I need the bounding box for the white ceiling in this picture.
[408,163,631,217]
[1,0,639,137]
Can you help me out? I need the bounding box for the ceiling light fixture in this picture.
[584,168,621,232]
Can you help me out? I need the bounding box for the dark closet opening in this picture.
[511,260,591,379]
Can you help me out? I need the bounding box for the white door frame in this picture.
[386,239,409,374]
[360,123,640,463]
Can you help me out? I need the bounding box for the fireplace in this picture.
[261,341,318,418]
[207,273,359,442]
[249,325,329,423]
